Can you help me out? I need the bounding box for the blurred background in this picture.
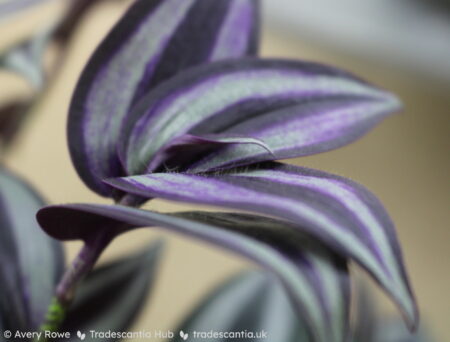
[1,0,449,341]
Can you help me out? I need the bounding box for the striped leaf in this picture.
[105,162,418,329]
[68,0,260,196]
[37,204,350,342]
[0,168,64,330]
[119,58,401,175]
[172,270,310,342]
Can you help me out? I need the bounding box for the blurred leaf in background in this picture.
[0,167,64,331]
[174,271,434,342]
[60,241,164,341]
[172,270,309,342]
[0,167,165,340]
[263,0,450,85]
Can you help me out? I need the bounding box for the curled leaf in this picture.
[37,204,350,342]
[106,162,418,328]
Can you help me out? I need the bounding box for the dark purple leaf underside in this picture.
[37,204,349,342]
[105,162,417,329]
[68,0,259,196]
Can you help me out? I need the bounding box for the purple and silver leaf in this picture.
[0,168,64,330]
[189,96,399,172]
[68,0,260,196]
[120,58,400,175]
[37,204,350,342]
[105,162,418,328]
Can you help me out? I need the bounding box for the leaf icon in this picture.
[77,331,86,340]
[179,330,188,341]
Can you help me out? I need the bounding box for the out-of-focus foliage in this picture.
[0,167,64,330]
[0,167,164,340]
[60,241,164,341]
[174,272,433,342]
[0,0,125,151]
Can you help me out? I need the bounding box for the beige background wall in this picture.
[1,2,449,341]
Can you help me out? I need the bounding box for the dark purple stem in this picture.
[55,233,113,305]
[38,196,139,337]
[37,232,114,339]
[56,194,138,304]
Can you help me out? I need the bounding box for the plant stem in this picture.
[37,232,113,338]
[37,195,141,340]
[56,234,112,305]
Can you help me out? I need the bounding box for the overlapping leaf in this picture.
[68,0,260,196]
[172,270,310,342]
[37,204,350,342]
[106,162,418,329]
[59,241,164,341]
[119,58,401,175]
[0,167,64,330]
